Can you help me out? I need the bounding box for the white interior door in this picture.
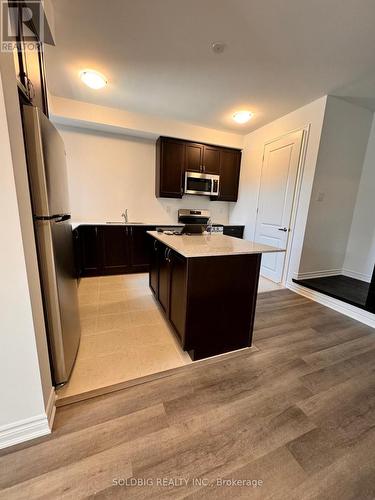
[255,130,304,283]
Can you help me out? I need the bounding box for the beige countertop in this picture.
[71,222,245,230]
[147,231,284,258]
[71,222,183,230]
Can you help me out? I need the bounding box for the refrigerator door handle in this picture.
[54,214,71,223]
[35,214,71,222]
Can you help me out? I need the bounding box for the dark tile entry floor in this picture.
[293,274,375,313]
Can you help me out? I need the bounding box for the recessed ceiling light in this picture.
[80,70,107,89]
[233,111,253,124]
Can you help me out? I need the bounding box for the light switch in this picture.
[317,192,325,202]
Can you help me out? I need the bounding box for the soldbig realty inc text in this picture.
[112,476,264,489]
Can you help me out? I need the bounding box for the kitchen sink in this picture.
[106,221,144,225]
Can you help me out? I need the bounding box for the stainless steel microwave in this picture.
[184,171,220,196]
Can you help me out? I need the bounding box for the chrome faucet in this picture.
[121,209,128,223]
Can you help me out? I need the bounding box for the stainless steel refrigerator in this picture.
[23,105,81,386]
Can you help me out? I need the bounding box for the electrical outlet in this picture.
[165,205,171,214]
[317,192,325,202]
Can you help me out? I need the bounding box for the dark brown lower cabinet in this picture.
[149,236,261,360]
[73,225,100,277]
[149,239,159,296]
[158,245,171,314]
[74,225,157,277]
[169,251,187,341]
[223,225,245,239]
[100,225,131,275]
[130,226,157,272]
[149,240,187,342]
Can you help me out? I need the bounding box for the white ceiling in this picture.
[45,0,375,133]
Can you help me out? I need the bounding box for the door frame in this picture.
[254,125,310,285]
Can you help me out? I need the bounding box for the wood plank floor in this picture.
[1,289,375,499]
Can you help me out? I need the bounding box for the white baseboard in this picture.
[342,268,372,283]
[293,269,342,280]
[294,268,373,283]
[0,414,51,450]
[287,280,375,329]
[0,388,55,450]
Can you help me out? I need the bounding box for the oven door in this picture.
[185,172,213,195]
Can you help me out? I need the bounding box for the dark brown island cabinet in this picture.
[156,137,242,201]
[148,231,281,360]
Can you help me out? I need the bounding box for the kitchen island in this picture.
[148,231,283,360]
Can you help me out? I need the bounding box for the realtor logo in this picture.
[1,0,43,51]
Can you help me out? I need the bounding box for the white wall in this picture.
[229,96,327,282]
[343,113,375,282]
[50,95,244,149]
[298,97,373,276]
[0,70,52,449]
[58,125,230,224]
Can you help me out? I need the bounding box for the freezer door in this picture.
[35,218,81,384]
[23,106,70,217]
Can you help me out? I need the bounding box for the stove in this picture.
[178,209,210,225]
[177,209,224,234]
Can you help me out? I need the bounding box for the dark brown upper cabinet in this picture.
[156,138,185,198]
[202,146,220,175]
[216,149,242,202]
[156,136,241,200]
[185,143,203,172]
[185,143,220,174]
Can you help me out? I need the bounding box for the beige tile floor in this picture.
[57,273,191,399]
[57,273,281,400]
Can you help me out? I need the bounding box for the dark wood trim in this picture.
[159,135,242,152]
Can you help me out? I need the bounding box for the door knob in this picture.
[278,227,288,232]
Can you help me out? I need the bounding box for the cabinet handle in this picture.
[164,248,171,262]
[154,240,158,251]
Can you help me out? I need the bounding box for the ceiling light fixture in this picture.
[233,111,253,124]
[80,69,107,89]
